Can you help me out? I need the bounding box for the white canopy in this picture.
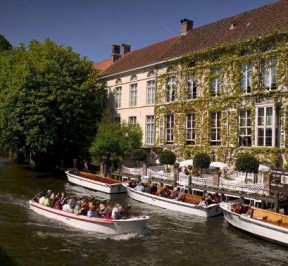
[258,164,270,172]
[209,161,229,170]
[178,159,193,167]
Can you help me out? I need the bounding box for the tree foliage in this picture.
[0,35,12,52]
[159,150,176,165]
[235,153,259,182]
[0,39,105,169]
[89,109,143,165]
[193,152,211,176]
[131,149,147,165]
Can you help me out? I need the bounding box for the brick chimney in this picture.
[112,44,121,62]
[181,18,193,35]
[122,43,131,55]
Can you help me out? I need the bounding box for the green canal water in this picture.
[0,159,287,266]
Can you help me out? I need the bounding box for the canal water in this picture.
[0,159,287,266]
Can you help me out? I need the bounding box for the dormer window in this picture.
[130,75,137,81]
[147,71,155,78]
[115,78,122,84]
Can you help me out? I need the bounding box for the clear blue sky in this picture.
[0,0,275,63]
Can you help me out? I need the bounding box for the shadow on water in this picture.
[0,248,15,266]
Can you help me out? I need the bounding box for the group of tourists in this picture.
[33,190,130,220]
[127,180,187,202]
[126,179,221,206]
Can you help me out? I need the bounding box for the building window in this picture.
[166,76,176,102]
[147,80,155,105]
[239,110,251,146]
[129,83,137,106]
[210,112,221,145]
[114,87,121,108]
[256,106,275,146]
[146,116,155,145]
[211,69,221,96]
[128,116,136,124]
[166,114,174,143]
[187,75,197,99]
[263,59,276,90]
[186,113,195,145]
[240,63,252,94]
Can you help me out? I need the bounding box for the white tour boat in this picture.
[123,184,222,218]
[65,170,126,194]
[29,200,149,235]
[220,201,288,246]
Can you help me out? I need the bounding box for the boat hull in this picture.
[29,200,149,234]
[66,171,126,194]
[124,184,222,218]
[220,202,288,246]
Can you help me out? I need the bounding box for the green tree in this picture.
[89,109,143,167]
[193,152,211,177]
[159,150,176,171]
[0,39,105,169]
[0,35,12,52]
[131,149,147,166]
[235,153,259,183]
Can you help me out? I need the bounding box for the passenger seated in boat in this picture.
[103,206,113,219]
[143,181,151,193]
[38,194,47,205]
[52,196,62,210]
[87,206,97,217]
[204,193,213,205]
[159,185,171,198]
[112,204,120,219]
[62,199,73,213]
[129,180,137,188]
[73,200,81,215]
[150,182,157,195]
[171,187,178,199]
[78,200,88,215]
[212,193,220,203]
[176,188,186,202]
[60,192,68,206]
[134,182,145,192]
[198,197,207,206]
[114,205,124,219]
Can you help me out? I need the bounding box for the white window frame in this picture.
[186,113,195,144]
[166,76,176,102]
[114,87,122,108]
[263,58,276,90]
[240,63,252,94]
[146,116,155,145]
[256,106,275,146]
[147,80,155,105]
[187,75,197,99]
[211,111,221,145]
[129,83,137,106]
[166,114,174,143]
[239,110,252,146]
[128,116,137,124]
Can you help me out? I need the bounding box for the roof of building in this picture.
[97,0,288,77]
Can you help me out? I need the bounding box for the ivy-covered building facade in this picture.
[95,0,288,168]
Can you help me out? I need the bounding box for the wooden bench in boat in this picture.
[155,187,201,204]
[77,171,121,185]
[252,207,288,227]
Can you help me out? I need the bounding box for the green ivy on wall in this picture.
[154,30,288,169]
